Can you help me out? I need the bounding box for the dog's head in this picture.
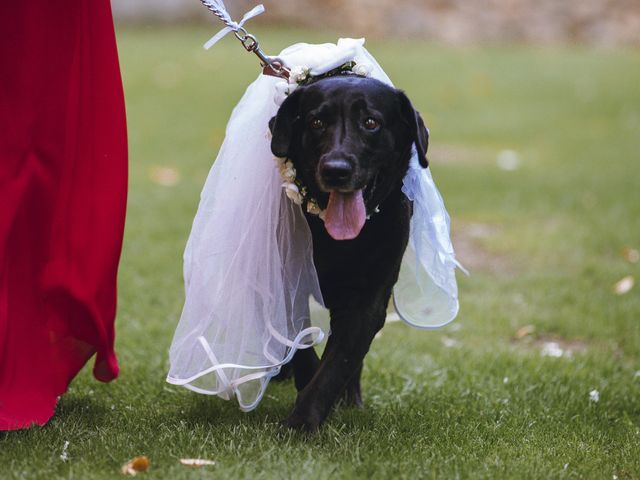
[269,75,429,240]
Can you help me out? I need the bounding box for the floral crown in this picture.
[273,60,373,220]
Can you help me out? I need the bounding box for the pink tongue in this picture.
[324,190,366,240]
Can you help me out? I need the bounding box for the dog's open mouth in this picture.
[324,190,366,241]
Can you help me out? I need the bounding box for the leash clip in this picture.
[233,27,290,80]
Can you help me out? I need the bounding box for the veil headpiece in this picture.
[167,38,464,411]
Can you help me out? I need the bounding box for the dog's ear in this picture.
[269,89,302,158]
[397,90,429,168]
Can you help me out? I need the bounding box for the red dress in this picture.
[0,0,127,429]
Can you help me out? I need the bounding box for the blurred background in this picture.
[13,2,634,477]
[112,0,640,46]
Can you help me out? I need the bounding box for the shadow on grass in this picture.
[151,377,390,444]
[0,394,111,439]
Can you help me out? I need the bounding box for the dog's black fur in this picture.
[269,75,429,431]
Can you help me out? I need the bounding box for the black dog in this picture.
[269,74,429,431]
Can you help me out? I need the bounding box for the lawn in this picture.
[1,25,639,479]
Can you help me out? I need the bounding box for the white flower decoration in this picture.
[273,155,349,224]
[353,62,372,77]
[283,182,304,205]
[289,65,310,84]
[279,161,297,183]
[306,198,322,216]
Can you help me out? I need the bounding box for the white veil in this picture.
[167,38,463,411]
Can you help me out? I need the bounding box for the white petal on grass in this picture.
[496,149,521,171]
[541,341,564,358]
[503,377,509,384]
[613,275,634,295]
[589,389,600,403]
[60,441,70,462]
[180,458,216,468]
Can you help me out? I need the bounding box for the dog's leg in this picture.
[292,347,320,391]
[285,304,385,431]
[275,299,319,386]
[272,362,293,381]
[273,347,319,386]
[341,362,363,408]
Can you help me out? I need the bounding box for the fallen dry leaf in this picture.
[496,149,521,171]
[121,456,150,476]
[514,324,535,340]
[149,166,180,186]
[621,247,640,264]
[180,458,216,468]
[613,275,634,295]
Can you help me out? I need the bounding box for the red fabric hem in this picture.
[0,0,127,431]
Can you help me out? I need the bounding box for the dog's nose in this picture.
[320,158,353,186]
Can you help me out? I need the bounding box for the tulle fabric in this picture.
[167,73,325,411]
[395,150,465,329]
[167,38,462,410]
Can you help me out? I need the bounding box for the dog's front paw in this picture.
[283,408,323,433]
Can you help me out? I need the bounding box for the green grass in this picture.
[2,25,640,478]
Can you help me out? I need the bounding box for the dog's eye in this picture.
[310,118,324,130]
[363,118,379,130]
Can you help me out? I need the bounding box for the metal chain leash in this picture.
[200,0,290,79]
